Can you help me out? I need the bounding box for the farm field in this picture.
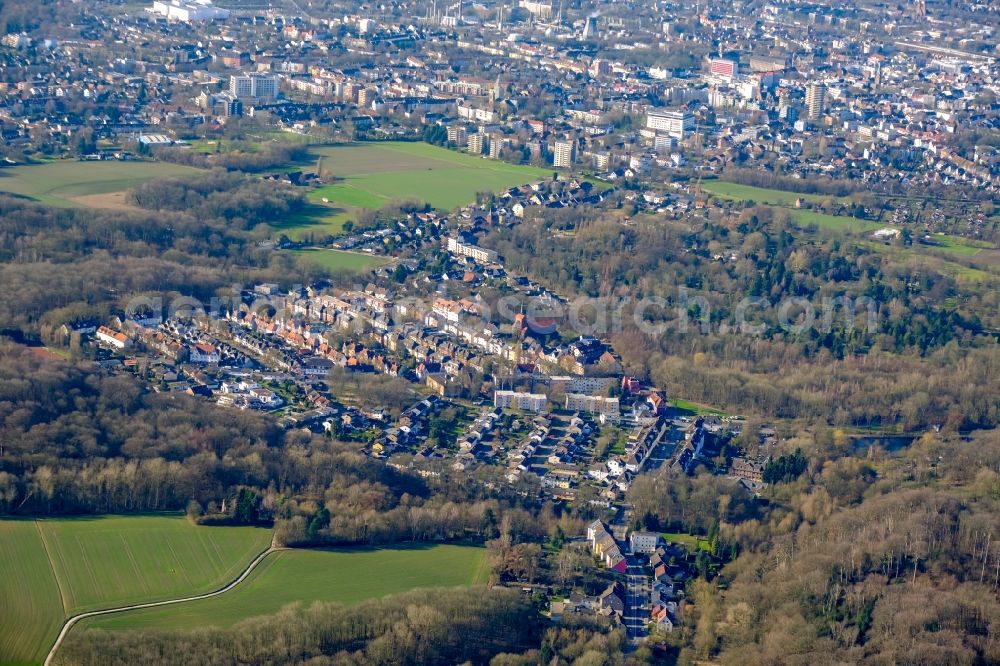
[0,515,271,666]
[79,544,489,632]
[0,160,203,208]
[0,521,64,666]
[292,248,391,273]
[280,142,551,238]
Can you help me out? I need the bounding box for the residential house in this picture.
[96,326,130,350]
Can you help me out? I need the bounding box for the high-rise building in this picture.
[229,74,277,100]
[553,139,576,167]
[805,82,826,119]
[467,133,485,154]
[357,87,374,108]
[646,109,695,139]
[447,125,468,146]
[489,134,503,159]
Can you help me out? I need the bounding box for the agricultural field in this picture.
[280,141,551,239]
[78,544,489,633]
[0,515,271,666]
[292,248,390,273]
[0,160,203,208]
[0,521,64,666]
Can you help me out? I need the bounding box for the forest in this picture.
[0,175,318,340]
[54,586,658,666]
[484,206,1000,431]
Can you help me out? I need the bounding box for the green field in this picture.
[701,181,846,207]
[280,142,551,239]
[918,234,992,257]
[0,516,271,665]
[0,521,64,666]
[790,208,882,233]
[79,544,488,632]
[661,532,712,552]
[292,248,390,273]
[669,397,727,417]
[700,181,880,232]
[861,241,994,284]
[0,160,203,207]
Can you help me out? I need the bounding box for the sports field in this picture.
[0,515,271,665]
[79,543,489,632]
[281,141,551,239]
[292,248,391,273]
[0,160,203,208]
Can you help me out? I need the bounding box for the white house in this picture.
[189,342,220,364]
[629,531,660,554]
[96,326,130,350]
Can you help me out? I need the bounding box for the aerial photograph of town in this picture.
[0,0,997,664]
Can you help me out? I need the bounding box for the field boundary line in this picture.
[34,520,69,615]
[44,545,283,666]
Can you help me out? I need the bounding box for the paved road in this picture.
[623,559,650,641]
[44,546,282,666]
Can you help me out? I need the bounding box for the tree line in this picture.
[150,142,310,174]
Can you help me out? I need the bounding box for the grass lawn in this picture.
[790,209,883,233]
[310,181,387,209]
[661,532,712,552]
[700,180,882,233]
[861,241,995,284]
[669,397,727,417]
[918,234,992,257]
[0,515,271,665]
[701,180,846,207]
[276,142,551,237]
[272,202,356,240]
[79,544,489,632]
[0,160,203,207]
[292,248,390,273]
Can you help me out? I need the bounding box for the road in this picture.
[623,558,650,641]
[44,546,282,666]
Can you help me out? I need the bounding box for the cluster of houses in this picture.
[369,394,443,458]
[498,411,601,497]
[587,520,628,574]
